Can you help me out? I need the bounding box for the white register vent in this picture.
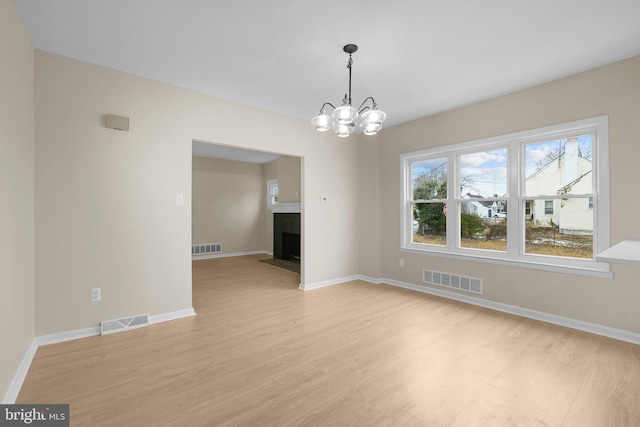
[423,269,483,295]
[192,243,222,255]
[101,314,149,335]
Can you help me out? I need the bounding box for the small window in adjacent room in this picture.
[267,179,278,210]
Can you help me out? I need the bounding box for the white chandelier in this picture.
[311,44,386,137]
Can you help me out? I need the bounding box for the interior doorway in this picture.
[191,140,303,281]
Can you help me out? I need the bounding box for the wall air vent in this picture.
[423,269,483,295]
[192,243,222,256]
[105,114,130,131]
[101,314,149,335]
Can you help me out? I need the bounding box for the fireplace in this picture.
[273,213,300,260]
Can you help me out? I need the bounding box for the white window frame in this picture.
[266,179,278,210]
[400,116,611,278]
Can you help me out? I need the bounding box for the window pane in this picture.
[525,198,593,259]
[413,202,446,246]
[459,201,507,252]
[411,158,447,200]
[524,135,593,197]
[460,148,507,198]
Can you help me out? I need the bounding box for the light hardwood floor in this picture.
[18,254,640,426]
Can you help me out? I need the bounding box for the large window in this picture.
[401,116,610,277]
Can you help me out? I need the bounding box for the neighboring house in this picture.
[463,193,506,219]
[525,139,593,233]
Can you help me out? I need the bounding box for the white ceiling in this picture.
[14,0,640,130]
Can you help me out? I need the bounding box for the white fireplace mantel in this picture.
[271,203,301,214]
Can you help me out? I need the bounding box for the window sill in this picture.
[596,240,640,265]
[400,246,613,279]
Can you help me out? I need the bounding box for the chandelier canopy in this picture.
[311,44,386,137]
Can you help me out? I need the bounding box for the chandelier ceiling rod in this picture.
[311,44,387,138]
[345,44,355,107]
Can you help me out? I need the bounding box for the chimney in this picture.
[564,137,579,184]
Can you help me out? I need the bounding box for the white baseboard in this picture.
[371,276,640,346]
[5,307,196,404]
[357,275,383,285]
[2,339,37,404]
[298,275,361,291]
[36,307,197,346]
[148,307,196,324]
[35,326,101,346]
[192,250,269,261]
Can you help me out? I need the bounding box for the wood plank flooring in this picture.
[18,254,640,426]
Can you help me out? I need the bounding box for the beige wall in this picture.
[192,154,302,256]
[374,56,640,334]
[358,135,382,279]
[34,50,361,335]
[276,156,301,204]
[262,156,301,253]
[192,156,266,254]
[0,0,35,401]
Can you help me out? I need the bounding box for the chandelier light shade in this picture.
[311,44,386,137]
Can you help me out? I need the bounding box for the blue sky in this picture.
[524,134,592,178]
[412,134,593,199]
[460,148,507,197]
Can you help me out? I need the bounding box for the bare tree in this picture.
[534,139,592,171]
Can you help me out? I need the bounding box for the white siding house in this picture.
[463,194,505,219]
[525,139,593,233]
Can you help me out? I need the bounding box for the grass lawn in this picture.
[413,226,593,259]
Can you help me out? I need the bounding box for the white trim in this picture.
[298,275,360,291]
[357,275,383,285]
[148,308,196,325]
[596,240,640,265]
[36,307,197,346]
[192,250,269,261]
[400,115,610,276]
[370,276,640,345]
[271,202,301,213]
[36,326,101,346]
[2,339,38,404]
[400,247,613,279]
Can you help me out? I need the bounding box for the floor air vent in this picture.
[423,269,483,295]
[192,243,222,255]
[101,314,149,335]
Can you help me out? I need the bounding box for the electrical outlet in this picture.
[91,287,101,302]
[399,258,405,267]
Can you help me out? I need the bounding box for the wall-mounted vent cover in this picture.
[105,114,130,131]
[101,314,149,335]
[423,269,483,295]
[192,243,222,255]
